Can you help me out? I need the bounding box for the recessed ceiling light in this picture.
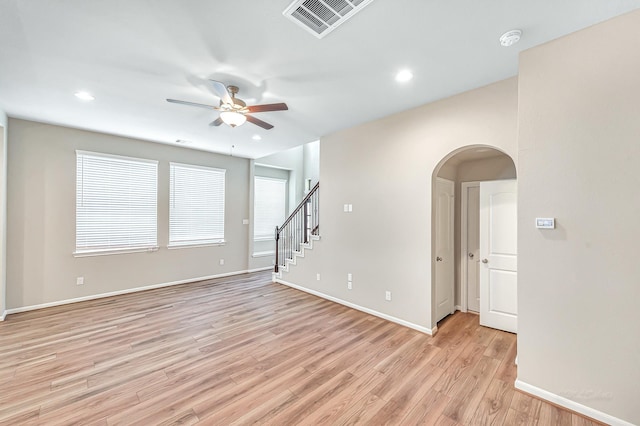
[499,30,522,47]
[74,91,95,101]
[395,69,413,83]
[252,135,262,141]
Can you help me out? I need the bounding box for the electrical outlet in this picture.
[316,273,321,281]
[385,291,392,301]
[219,259,225,266]
[348,282,352,290]
[347,273,352,281]
[76,277,84,286]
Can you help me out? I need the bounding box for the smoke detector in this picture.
[499,30,522,47]
[284,0,375,39]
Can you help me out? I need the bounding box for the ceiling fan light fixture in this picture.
[220,111,247,127]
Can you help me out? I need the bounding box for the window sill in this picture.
[252,251,275,258]
[74,246,159,258]
[254,237,276,242]
[167,241,226,250]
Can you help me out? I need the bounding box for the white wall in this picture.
[0,110,6,318]
[280,78,518,332]
[517,10,640,425]
[7,119,252,310]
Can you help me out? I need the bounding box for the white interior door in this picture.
[480,179,517,333]
[466,185,480,313]
[435,178,455,323]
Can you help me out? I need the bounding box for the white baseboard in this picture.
[5,267,274,317]
[246,266,274,273]
[275,278,435,336]
[514,379,633,426]
[0,310,6,321]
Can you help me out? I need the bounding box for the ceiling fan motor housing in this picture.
[226,86,246,108]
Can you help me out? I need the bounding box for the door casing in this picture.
[461,181,481,313]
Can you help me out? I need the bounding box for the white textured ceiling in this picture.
[0,1,638,158]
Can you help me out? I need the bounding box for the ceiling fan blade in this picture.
[209,80,233,105]
[246,115,274,130]
[209,117,224,127]
[167,99,217,109]
[247,103,289,113]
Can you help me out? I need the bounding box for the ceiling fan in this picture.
[167,80,288,130]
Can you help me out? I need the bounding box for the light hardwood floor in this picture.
[0,271,602,425]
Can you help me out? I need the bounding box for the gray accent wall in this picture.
[6,119,251,310]
[517,10,640,424]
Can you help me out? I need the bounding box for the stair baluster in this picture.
[275,183,319,273]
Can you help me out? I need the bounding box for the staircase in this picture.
[274,182,319,276]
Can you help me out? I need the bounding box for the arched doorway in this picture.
[431,145,517,332]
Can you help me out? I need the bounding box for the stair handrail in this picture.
[278,182,319,231]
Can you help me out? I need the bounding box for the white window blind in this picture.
[170,163,226,246]
[76,151,158,255]
[254,177,287,240]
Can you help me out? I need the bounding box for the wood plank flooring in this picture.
[0,271,602,425]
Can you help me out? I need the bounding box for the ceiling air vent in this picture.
[283,0,375,39]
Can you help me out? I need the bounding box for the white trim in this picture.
[0,310,6,321]
[254,163,292,171]
[247,266,274,273]
[454,305,462,312]
[252,251,275,258]
[514,380,633,426]
[167,241,226,249]
[275,278,435,336]
[75,149,158,165]
[74,246,159,257]
[5,268,273,317]
[460,181,481,314]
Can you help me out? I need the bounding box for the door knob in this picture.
[468,253,474,259]
[482,259,488,263]
[436,257,442,261]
